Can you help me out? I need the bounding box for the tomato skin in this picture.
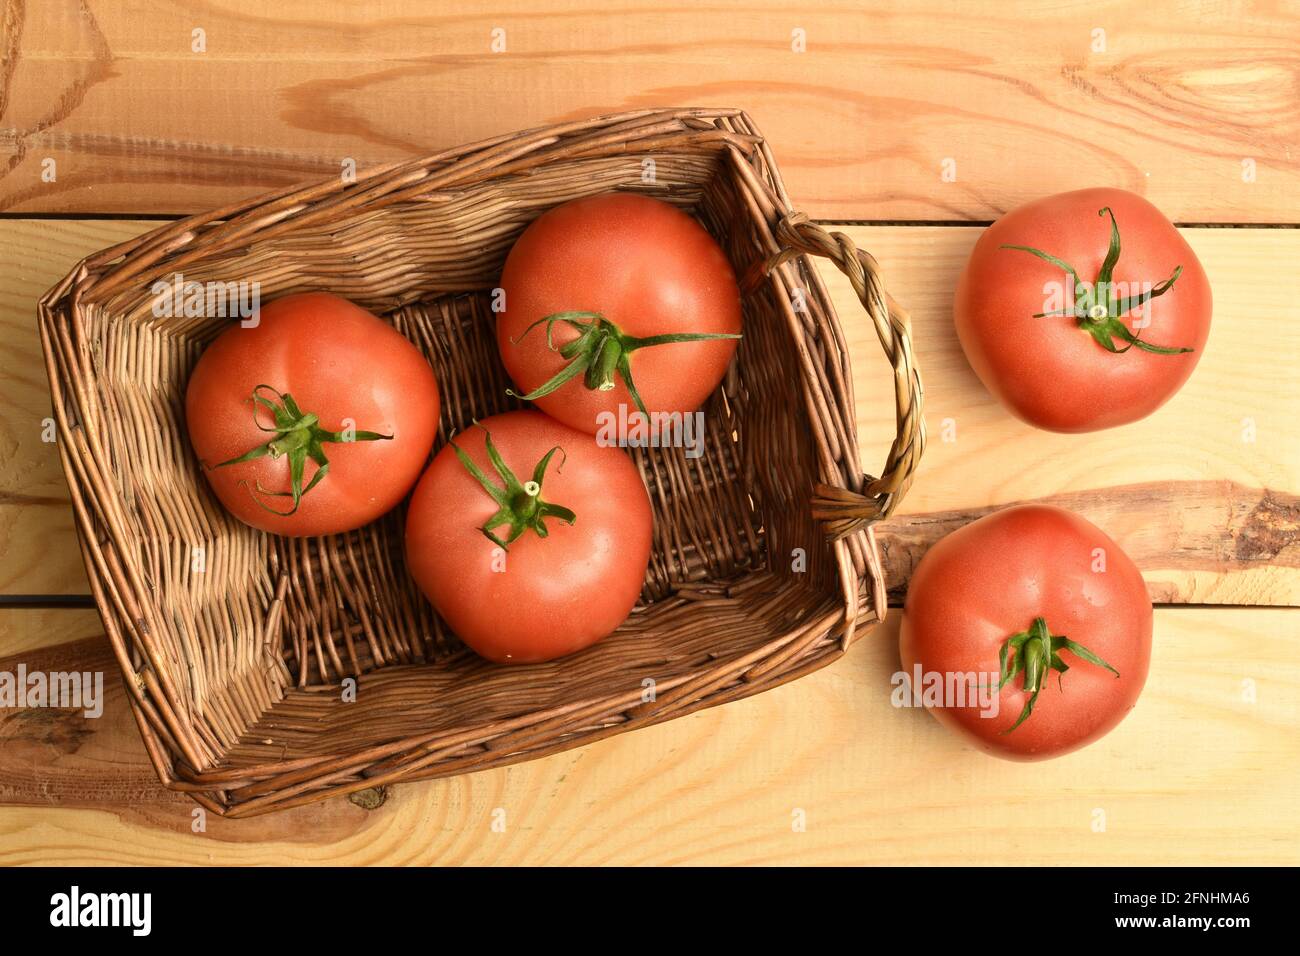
[186,292,439,536]
[497,193,742,434]
[954,188,1211,432]
[404,411,652,664]
[899,505,1152,761]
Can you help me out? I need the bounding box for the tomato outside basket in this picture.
[37,109,924,817]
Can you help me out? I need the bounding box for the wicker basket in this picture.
[38,109,923,817]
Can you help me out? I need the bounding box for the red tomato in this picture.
[405,411,652,664]
[497,193,742,434]
[954,188,1211,432]
[899,505,1152,760]
[186,292,439,536]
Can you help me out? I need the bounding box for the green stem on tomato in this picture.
[996,617,1120,733]
[506,311,741,417]
[208,385,392,516]
[1001,206,1194,355]
[450,423,576,550]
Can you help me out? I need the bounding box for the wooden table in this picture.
[2,1,1296,865]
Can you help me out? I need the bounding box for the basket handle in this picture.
[764,212,925,540]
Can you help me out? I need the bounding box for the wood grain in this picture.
[0,625,378,845]
[1,1,1297,220]
[0,607,100,657]
[0,607,1295,864]
[876,480,1300,606]
[4,219,1296,602]
[2,1,1296,869]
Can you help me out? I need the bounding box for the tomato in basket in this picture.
[497,192,743,435]
[186,292,440,536]
[405,410,653,664]
[954,188,1211,432]
[899,504,1152,760]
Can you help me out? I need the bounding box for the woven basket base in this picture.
[38,110,905,815]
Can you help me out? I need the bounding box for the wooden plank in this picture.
[0,607,1295,864]
[2,1,1297,221]
[842,226,1300,606]
[3,220,1296,601]
[875,481,1300,606]
[0,219,147,595]
[0,607,100,656]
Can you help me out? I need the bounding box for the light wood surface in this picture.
[2,1,1297,221]
[0,606,101,656]
[843,227,1300,606]
[1,607,1295,864]
[3,220,1296,602]
[2,0,1297,866]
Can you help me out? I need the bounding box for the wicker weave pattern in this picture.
[38,109,922,816]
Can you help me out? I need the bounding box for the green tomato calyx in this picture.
[210,385,392,516]
[1001,206,1194,355]
[506,311,741,417]
[450,423,575,550]
[996,616,1120,733]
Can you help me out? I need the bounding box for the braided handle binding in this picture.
[765,212,925,540]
